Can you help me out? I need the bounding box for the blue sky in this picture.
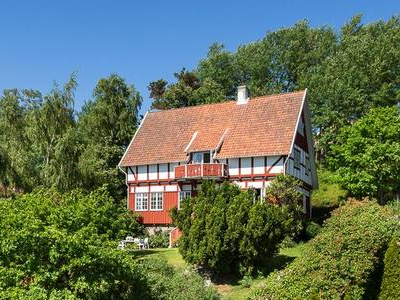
[0,1,399,114]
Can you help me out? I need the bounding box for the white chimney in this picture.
[237,85,249,105]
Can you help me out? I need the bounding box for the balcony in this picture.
[174,163,228,180]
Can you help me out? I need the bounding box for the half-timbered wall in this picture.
[286,144,312,186]
[127,156,286,184]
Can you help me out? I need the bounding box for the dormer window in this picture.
[192,151,211,164]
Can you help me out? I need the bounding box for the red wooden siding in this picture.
[129,191,179,225]
[128,192,135,210]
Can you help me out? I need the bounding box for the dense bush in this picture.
[304,221,322,240]
[171,179,302,275]
[149,228,170,248]
[379,238,400,300]
[0,188,219,299]
[251,200,397,300]
[138,256,220,300]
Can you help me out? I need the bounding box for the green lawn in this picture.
[136,243,306,300]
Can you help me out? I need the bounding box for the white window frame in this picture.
[150,192,163,211]
[191,151,211,164]
[178,191,191,210]
[135,193,148,211]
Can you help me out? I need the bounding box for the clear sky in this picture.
[1,0,399,114]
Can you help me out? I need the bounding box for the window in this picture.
[150,192,163,211]
[135,193,148,211]
[191,152,211,164]
[179,191,191,209]
[193,153,202,164]
[294,148,301,169]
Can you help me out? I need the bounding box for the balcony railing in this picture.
[174,163,228,179]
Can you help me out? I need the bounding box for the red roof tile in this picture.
[119,90,306,166]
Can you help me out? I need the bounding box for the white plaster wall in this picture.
[229,158,239,176]
[135,186,148,193]
[148,164,157,180]
[169,163,178,179]
[267,156,284,174]
[287,146,311,185]
[247,181,263,189]
[150,185,164,192]
[253,157,264,174]
[137,165,147,181]
[127,168,135,182]
[159,163,168,179]
[241,157,252,175]
[165,185,178,192]
[233,181,246,189]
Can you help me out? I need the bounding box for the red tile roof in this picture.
[119,90,306,166]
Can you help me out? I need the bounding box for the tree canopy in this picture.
[0,74,141,200]
[149,15,400,162]
[328,106,400,203]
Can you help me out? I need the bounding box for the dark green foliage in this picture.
[78,74,142,199]
[149,228,170,248]
[171,180,302,275]
[329,106,400,203]
[379,238,400,300]
[137,256,220,300]
[304,221,321,240]
[311,168,347,208]
[251,200,397,300]
[264,174,303,206]
[0,74,142,200]
[149,15,400,166]
[0,188,148,299]
[0,189,219,299]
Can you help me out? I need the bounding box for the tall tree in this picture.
[78,74,142,199]
[304,15,400,159]
[329,106,400,203]
[26,74,78,190]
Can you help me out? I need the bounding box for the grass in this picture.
[137,243,306,300]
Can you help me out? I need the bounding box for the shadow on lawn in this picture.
[210,254,296,286]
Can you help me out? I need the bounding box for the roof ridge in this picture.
[148,89,306,115]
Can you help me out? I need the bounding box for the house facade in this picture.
[118,87,318,229]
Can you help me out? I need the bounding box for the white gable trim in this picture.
[303,98,319,188]
[184,131,198,153]
[118,111,149,168]
[284,89,307,173]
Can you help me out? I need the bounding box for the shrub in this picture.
[304,221,321,239]
[137,256,220,300]
[0,188,151,299]
[379,238,400,300]
[149,228,170,248]
[251,200,397,300]
[171,180,302,275]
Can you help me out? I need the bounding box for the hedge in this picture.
[379,238,400,300]
[251,200,397,300]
